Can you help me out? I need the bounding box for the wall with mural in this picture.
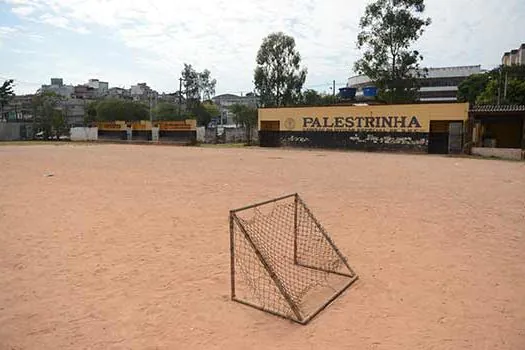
[96,120,196,143]
[258,103,468,152]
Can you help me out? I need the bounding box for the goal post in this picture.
[230,193,358,325]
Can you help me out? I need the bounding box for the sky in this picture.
[0,0,524,96]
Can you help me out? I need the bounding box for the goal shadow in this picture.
[230,193,358,325]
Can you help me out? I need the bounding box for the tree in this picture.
[302,89,336,106]
[153,102,185,121]
[475,79,498,105]
[354,0,431,103]
[254,32,307,107]
[181,64,217,107]
[191,103,213,127]
[504,79,525,105]
[457,73,490,104]
[50,109,68,140]
[182,64,200,106]
[199,70,217,101]
[32,92,66,139]
[462,65,525,105]
[302,89,323,106]
[229,104,258,144]
[202,101,220,120]
[0,79,15,121]
[95,99,148,122]
[84,101,99,125]
[476,75,525,105]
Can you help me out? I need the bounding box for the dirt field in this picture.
[1,143,524,349]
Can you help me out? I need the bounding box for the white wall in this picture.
[472,147,523,161]
[152,127,159,142]
[70,127,98,141]
[196,126,205,142]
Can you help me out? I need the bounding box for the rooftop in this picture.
[348,65,482,86]
[470,104,525,113]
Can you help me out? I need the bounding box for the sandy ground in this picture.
[0,143,524,350]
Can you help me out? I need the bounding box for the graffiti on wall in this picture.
[347,134,428,145]
[280,132,428,148]
[283,135,310,143]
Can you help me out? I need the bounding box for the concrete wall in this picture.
[70,127,98,141]
[202,127,258,144]
[472,147,523,160]
[205,128,217,143]
[152,127,159,142]
[0,123,35,141]
[196,126,205,142]
[224,127,258,143]
[0,123,21,140]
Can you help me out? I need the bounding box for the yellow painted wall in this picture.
[131,120,152,130]
[98,119,197,131]
[156,119,197,131]
[258,103,468,133]
[97,121,127,131]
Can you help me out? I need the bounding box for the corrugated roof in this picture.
[470,105,525,113]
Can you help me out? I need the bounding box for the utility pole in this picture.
[503,71,508,101]
[498,67,502,105]
[178,77,183,118]
[333,80,336,103]
[149,92,152,123]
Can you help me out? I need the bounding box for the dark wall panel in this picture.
[261,131,429,152]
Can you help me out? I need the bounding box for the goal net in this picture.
[230,193,358,325]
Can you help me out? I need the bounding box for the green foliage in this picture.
[462,65,525,105]
[154,102,187,121]
[229,104,258,144]
[95,99,148,122]
[354,0,431,103]
[504,79,525,105]
[0,79,15,120]
[182,64,200,104]
[202,102,220,119]
[32,92,67,139]
[302,89,335,106]
[457,73,490,104]
[191,103,212,127]
[199,70,217,101]
[84,101,99,125]
[475,79,499,105]
[181,64,217,106]
[50,109,68,140]
[254,32,307,107]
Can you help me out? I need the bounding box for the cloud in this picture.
[0,26,18,47]
[0,26,19,35]
[10,48,36,54]
[11,6,36,16]
[4,0,525,95]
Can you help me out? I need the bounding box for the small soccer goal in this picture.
[229,193,358,325]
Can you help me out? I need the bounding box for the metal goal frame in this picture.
[230,193,358,325]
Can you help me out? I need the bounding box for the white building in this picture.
[502,44,525,66]
[108,87,131,99]
[211,93,258,125]
[347,65,483,102]
[39,78,74,98]
[62,99,88,126]
[86,79,109,97]
[130,83,155,100]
